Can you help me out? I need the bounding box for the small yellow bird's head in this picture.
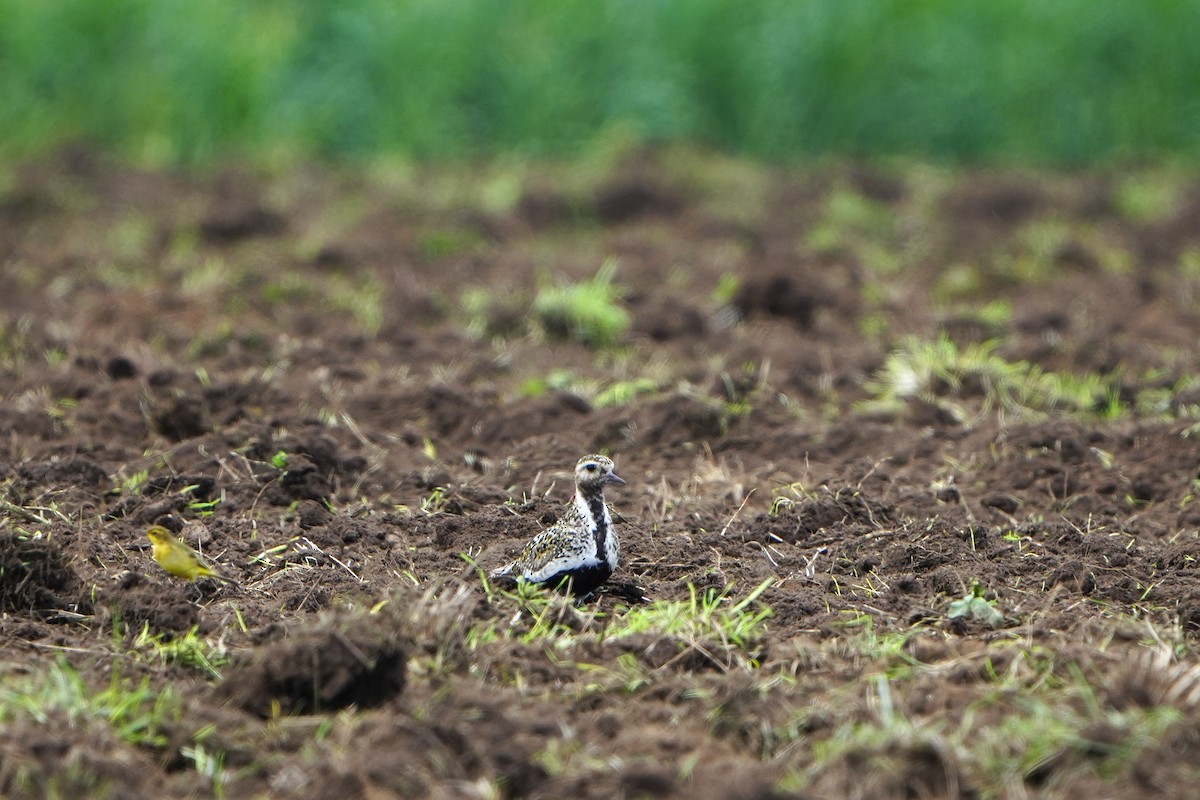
[146,525,174,547]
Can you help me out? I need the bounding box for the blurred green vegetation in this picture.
[2,0,1198,164]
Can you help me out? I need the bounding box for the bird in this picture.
[146,525,238,585]
[491,454,625,601]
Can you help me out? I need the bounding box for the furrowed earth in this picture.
[3,150,1200,798]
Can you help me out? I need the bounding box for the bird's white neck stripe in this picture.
[574,491,605,530]
[576,488,613,562]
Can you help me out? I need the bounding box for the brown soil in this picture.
[3,150,1200,797]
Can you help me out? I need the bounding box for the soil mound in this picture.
[0,534,80,611]
[218,610,408,716]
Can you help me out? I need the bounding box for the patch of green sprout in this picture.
[864,334,1120,419]
[421,486,451,515]
[519,369,582,398]
[182,740,228,800]
[602,579,775,666]
[857,310,891,340]
[91,262,152,291]
[1094,239,1136,275]
[460,288,488,338]
[593,377,659,407]
[934,262,986,302]
[533,258,631,348]
[861,242,901,276]
[187,321,235,360]
[186,495,221,517]
[575,652,653,696]
[270,450,289,470]
[825,612,922,671]
[0,317,35,369]
[974,299,1014,327]
[0,657,180,749]
[972,683,1182,788]
[1013,218,1074,281]
[419,227,485,260]
[328,273,385,336]
[806,186,897,257]
[519,370,658,408]
[179,255,230,296]
[937,297,1014,328]
[1114,172,1185,224]
[132,624,228,680]
[0,656,234,795]
[46,396,77,420]
[469,563,774,670]
[769,496,793,516]
[1179,247,1200,282]
[260,273,315,306]
[108,216,154,262]
[292,195,370,262]
[43,346,68,367]
[712,272,740,305]
[514,586,588,646]
[533,737,609,779]
[116,468,150,496]
[947,580,1006,628]
[777,634,1188,795]
[230,604,249,634]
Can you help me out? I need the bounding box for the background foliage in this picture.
[2,0,1197,165]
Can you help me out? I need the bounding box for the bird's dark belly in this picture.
[541,562,613,598]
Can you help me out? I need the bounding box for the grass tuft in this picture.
[865,335,1119,419]
[533,258,631,348]
[0,657,180,749]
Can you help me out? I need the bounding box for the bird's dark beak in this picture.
[607,471,626,486]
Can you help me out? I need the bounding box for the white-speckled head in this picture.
[575,454,624,492]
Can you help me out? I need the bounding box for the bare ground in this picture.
[3,150,1200,797]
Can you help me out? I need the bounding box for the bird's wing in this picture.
[489,528,560,579]
[490,528,558,578]
[513,529,563,573]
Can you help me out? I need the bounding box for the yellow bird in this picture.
[146,525,237,585]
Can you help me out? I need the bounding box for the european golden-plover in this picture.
[491,454,625,600]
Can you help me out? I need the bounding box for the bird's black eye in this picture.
[585,463,597,471]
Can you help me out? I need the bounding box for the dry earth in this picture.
[3,150,1200,798]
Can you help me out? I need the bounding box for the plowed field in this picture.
[4,151,1200,798]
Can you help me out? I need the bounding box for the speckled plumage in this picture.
[492,454,625,599]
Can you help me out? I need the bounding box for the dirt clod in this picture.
[218,611,408,716]
[0,534,80,611]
